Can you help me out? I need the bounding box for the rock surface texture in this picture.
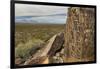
[64,7,95,62]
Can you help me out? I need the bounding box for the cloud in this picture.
[15,3,68,16]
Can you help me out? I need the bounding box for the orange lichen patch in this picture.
[42,57,49,64]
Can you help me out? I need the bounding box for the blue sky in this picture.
[15,4,68,24]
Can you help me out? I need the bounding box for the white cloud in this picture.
[15,3,68,16]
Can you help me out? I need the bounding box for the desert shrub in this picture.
[15,38,44,60]
[29,43,45,56]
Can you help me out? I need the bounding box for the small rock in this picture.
[15,58,23,65]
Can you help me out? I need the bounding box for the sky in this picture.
[15,3,68,24]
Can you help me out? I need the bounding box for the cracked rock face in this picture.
[64,7,95,62]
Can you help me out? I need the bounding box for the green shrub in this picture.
[15,38,44,60]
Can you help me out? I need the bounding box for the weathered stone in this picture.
[24,32,64,64]
[24,56,47,65]
[48,32,64,56]
[64,7,95,62]
[15,58,24,65]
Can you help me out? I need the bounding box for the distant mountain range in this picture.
[15,13,67,24]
